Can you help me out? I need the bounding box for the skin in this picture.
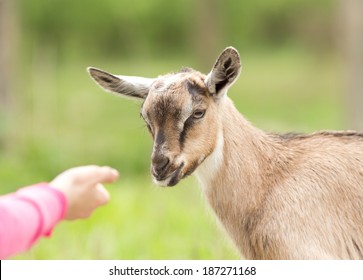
[50,165,119,220]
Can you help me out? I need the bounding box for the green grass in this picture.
[15,177,239,260]
[1,46,343,259]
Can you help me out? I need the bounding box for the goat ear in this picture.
[205,47,241,97]
[87,67,155,100]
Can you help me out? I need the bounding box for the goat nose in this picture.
[153,156,170,174]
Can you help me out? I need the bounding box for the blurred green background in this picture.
[0,0,362,259]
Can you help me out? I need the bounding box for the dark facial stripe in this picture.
[179,116,194,149]
[155,129,166,147]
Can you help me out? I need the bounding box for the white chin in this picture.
[153,177,170,186]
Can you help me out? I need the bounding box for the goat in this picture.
[88,47,363,259]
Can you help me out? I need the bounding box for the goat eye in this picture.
[192,110,205,119]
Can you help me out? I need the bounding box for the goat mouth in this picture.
[153,163,184,187]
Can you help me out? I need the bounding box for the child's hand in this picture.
[49,165,119,220]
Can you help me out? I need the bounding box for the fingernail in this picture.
[111,168,119,177]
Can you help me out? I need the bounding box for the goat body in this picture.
[196,98,363,259]
[88,47,363,259]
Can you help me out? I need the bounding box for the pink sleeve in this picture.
[0,183,67,259]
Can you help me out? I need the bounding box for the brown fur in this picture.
[88,47,363,259]
[202,99,363,259]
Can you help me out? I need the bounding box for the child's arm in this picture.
[0,165,118,259]
[0,184,66,259]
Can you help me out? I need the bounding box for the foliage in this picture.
[18,0,336,58]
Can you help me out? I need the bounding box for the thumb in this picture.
[95,183,110,205]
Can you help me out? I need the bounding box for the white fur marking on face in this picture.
[153,177,170,186]
[153,74,184,93]
[180,99,193,124]
[195,132,224,191]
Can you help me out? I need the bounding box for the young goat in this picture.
[88,47,363,259]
